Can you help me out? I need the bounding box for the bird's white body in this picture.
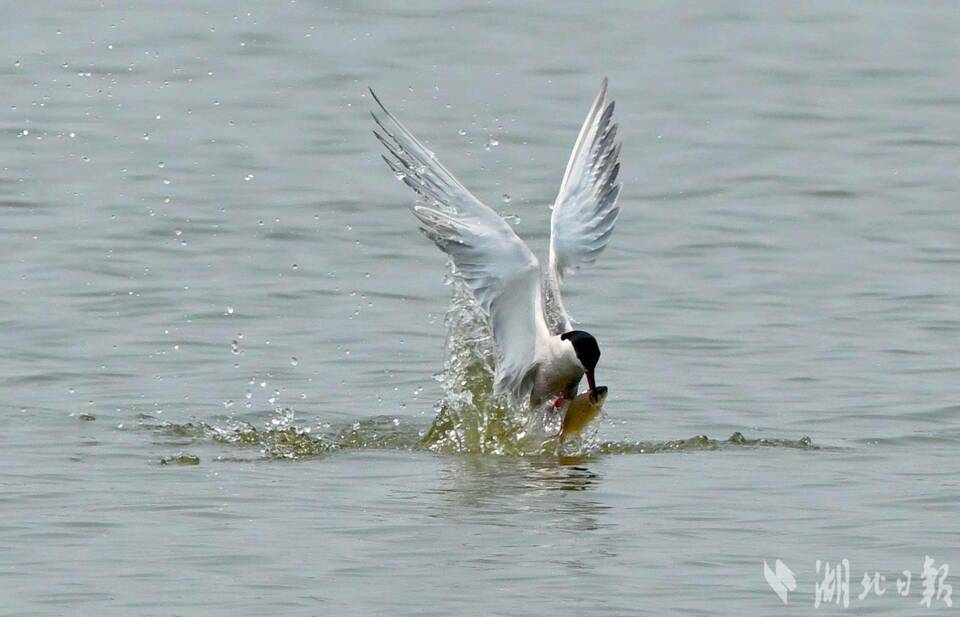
[372,79,623,409]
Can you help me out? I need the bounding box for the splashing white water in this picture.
[423,274,599,455]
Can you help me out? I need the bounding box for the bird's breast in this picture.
[533,352,583,404]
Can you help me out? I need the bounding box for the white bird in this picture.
[372,79,622,410]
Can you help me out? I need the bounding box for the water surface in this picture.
[1,2,959,615]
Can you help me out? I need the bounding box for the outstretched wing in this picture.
[370,89,550,403]
[543,78,623,333]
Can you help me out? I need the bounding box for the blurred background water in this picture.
[1,1,958,615]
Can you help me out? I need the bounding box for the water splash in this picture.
[160,453,201,466]
[143,279,819,460]
[597,432,816,454]
[421,278,568,455]
[144,412,818,463]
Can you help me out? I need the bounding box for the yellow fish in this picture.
[559,386,608,443]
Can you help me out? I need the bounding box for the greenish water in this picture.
[2,1,959,616]
[142,412,819,461]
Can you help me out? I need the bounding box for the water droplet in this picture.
[231,339,240,354]
[157,161,165,168]
[458,128,467,136]
[244,174,254,181]
[290,357,299,366]
[174,228,182,236]
[291,264,298,270]
[501,193,511,203]
[485,138,499,151]
[226,305,234,315]
[143,132,150,140]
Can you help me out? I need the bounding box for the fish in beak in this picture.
[559,385,608,443]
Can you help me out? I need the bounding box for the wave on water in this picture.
[143,411,818,463]
[142,280,817,461]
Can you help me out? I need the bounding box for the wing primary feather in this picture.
[557,77,608,196]
[543,78,623,333]
[371,87,552,405]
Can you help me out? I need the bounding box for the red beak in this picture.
[585,369,597,393]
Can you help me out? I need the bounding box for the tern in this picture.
[372,79,622,410]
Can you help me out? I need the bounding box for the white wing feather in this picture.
[370,89,550,403]
[544,78,623,332]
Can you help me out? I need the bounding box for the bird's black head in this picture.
[561,330,601,393]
